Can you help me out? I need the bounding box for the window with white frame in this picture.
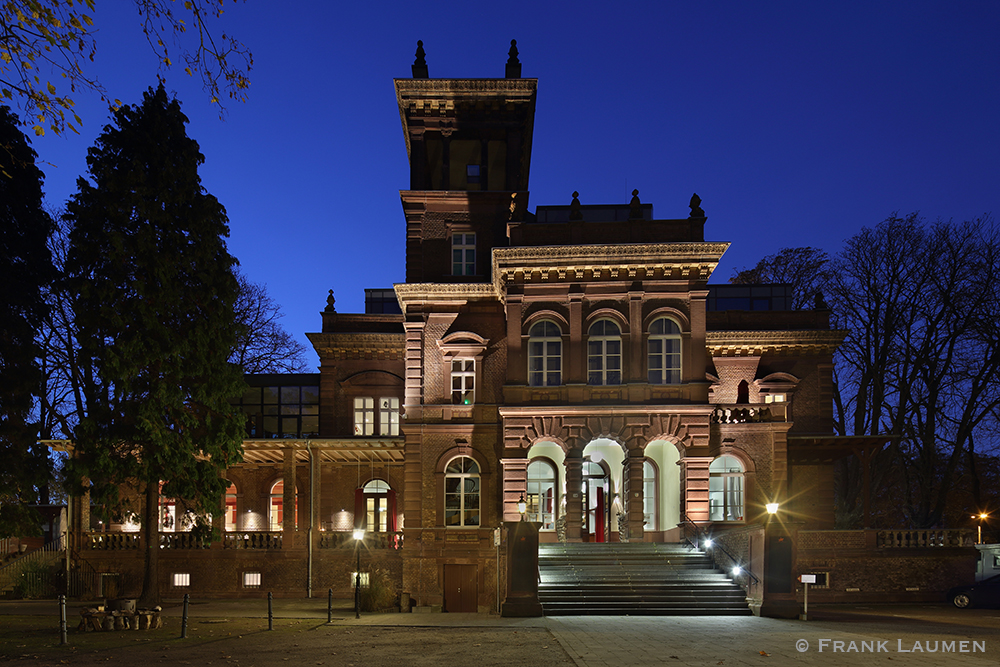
[528,320,562,387]
[451,359,475,404]
[354,397,374,435]
[587,320,622,385]
[526,459,557,530]
[444,456,480,527]
[363,479,390,532]
[709,455,744,522]
[648,317,682,384]
[764,393,786,403]
[643,460,657,531]
[452,233,476,276]
[243,572,261,588]
[378,397,400,435]
[172,573,190,587]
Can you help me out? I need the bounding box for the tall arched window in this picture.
[648,317,682,384]
[588,320,622,386]
[362,479,393,533]
[528,321,562,387]
[444,457,480,527]
[526,459,557,530]
[643,460,657,531]
[709,456,744,522]
[269,480,298,531]
[224,482,238,532]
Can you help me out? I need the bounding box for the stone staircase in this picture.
[538,542,752,616]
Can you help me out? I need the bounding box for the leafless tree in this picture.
[230,273,309,374]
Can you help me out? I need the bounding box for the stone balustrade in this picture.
[223,531,283,550]
[876,529,974,548]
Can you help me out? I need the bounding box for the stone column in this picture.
[501,457,529,522]
[564,451,583,542]
[625,449,646,542]
[282,447,296,539]
[681,456,713,523]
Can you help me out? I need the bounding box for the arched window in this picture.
[526,459,557,530]
[362,479,394,533]
[528,321,562,387]
[587,320,622,386]
[709,456,744,522]
[643,460,657,531]
[444,457,480,527]
[648,317,682,384]
[269,480,298,531]
[224,482,238,532]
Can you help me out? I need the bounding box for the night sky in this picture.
[25,1,1000,369]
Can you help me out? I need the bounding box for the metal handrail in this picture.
[680,514,760,586]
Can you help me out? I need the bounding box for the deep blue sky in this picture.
[26,1,1000,370]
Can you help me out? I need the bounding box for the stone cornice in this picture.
[493,243,729,290]
[307,332,405,360]
[705,330,847,356]
[394,282,500,312]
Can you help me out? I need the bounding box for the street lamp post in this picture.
[353,528,364,619]
[972,513,988,544]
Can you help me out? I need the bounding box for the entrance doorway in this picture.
[582,460,610,542]
[443,564,477,612]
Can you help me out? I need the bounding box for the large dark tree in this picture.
[231,272,309,373]
[0,106,55,537]
[64,85,245,604]
[730,246,832,310]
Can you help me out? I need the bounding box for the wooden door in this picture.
[443,564,477,612]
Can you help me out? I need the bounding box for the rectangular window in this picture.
[172,573,190,588]
[466,164,480,184]
[379,397,400,436]
[764,393,786,403]
[351,572,370,588]
[451,360,475,405]
[354,397,374,435]
[243,572,262,588]
[452,233,476,276]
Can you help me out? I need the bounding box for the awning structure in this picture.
[240,438,405,465]
[787,433,896,529]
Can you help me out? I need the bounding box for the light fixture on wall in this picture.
[765,502,779,515]
[517,493,526,518]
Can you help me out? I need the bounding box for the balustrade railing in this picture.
[86,532,139,550]
[223,531,282,550]
[158,532,210,549]
[711,404,787,424]
[319,531,403,550]
[876,529,974,548]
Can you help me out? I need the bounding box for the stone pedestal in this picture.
[500,521,543,617]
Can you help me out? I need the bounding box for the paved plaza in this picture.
[2,598,998,666]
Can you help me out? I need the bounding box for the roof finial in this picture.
[325,289,336,312]
[689,192,705,218]
[412,40,428,79]
[569,191,583,220]
[505,39,522,78]
[629,189,642,219]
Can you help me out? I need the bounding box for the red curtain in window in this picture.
[595,487,605,543]
[354,488,363,530]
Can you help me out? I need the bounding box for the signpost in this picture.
[798,574,816,620]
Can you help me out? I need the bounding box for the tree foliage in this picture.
[63,85,244,603]
[0,105,54,537]
[730,246,832,310]
[231,272,309,373]
[829,214,1000,528]
[0,1,252,136]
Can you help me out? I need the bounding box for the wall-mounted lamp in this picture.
[731,566,742,576]
[766,502,779,515]
[517,493,527,518]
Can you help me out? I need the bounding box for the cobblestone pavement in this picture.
[3,600,999,666]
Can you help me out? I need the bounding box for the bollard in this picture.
[327,588,333,623]
[267,591,273,631]
[59,595,67,645]
[181,593,189,638]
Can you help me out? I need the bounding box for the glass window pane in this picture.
[262,387,279,404]
[464,511,480,526]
